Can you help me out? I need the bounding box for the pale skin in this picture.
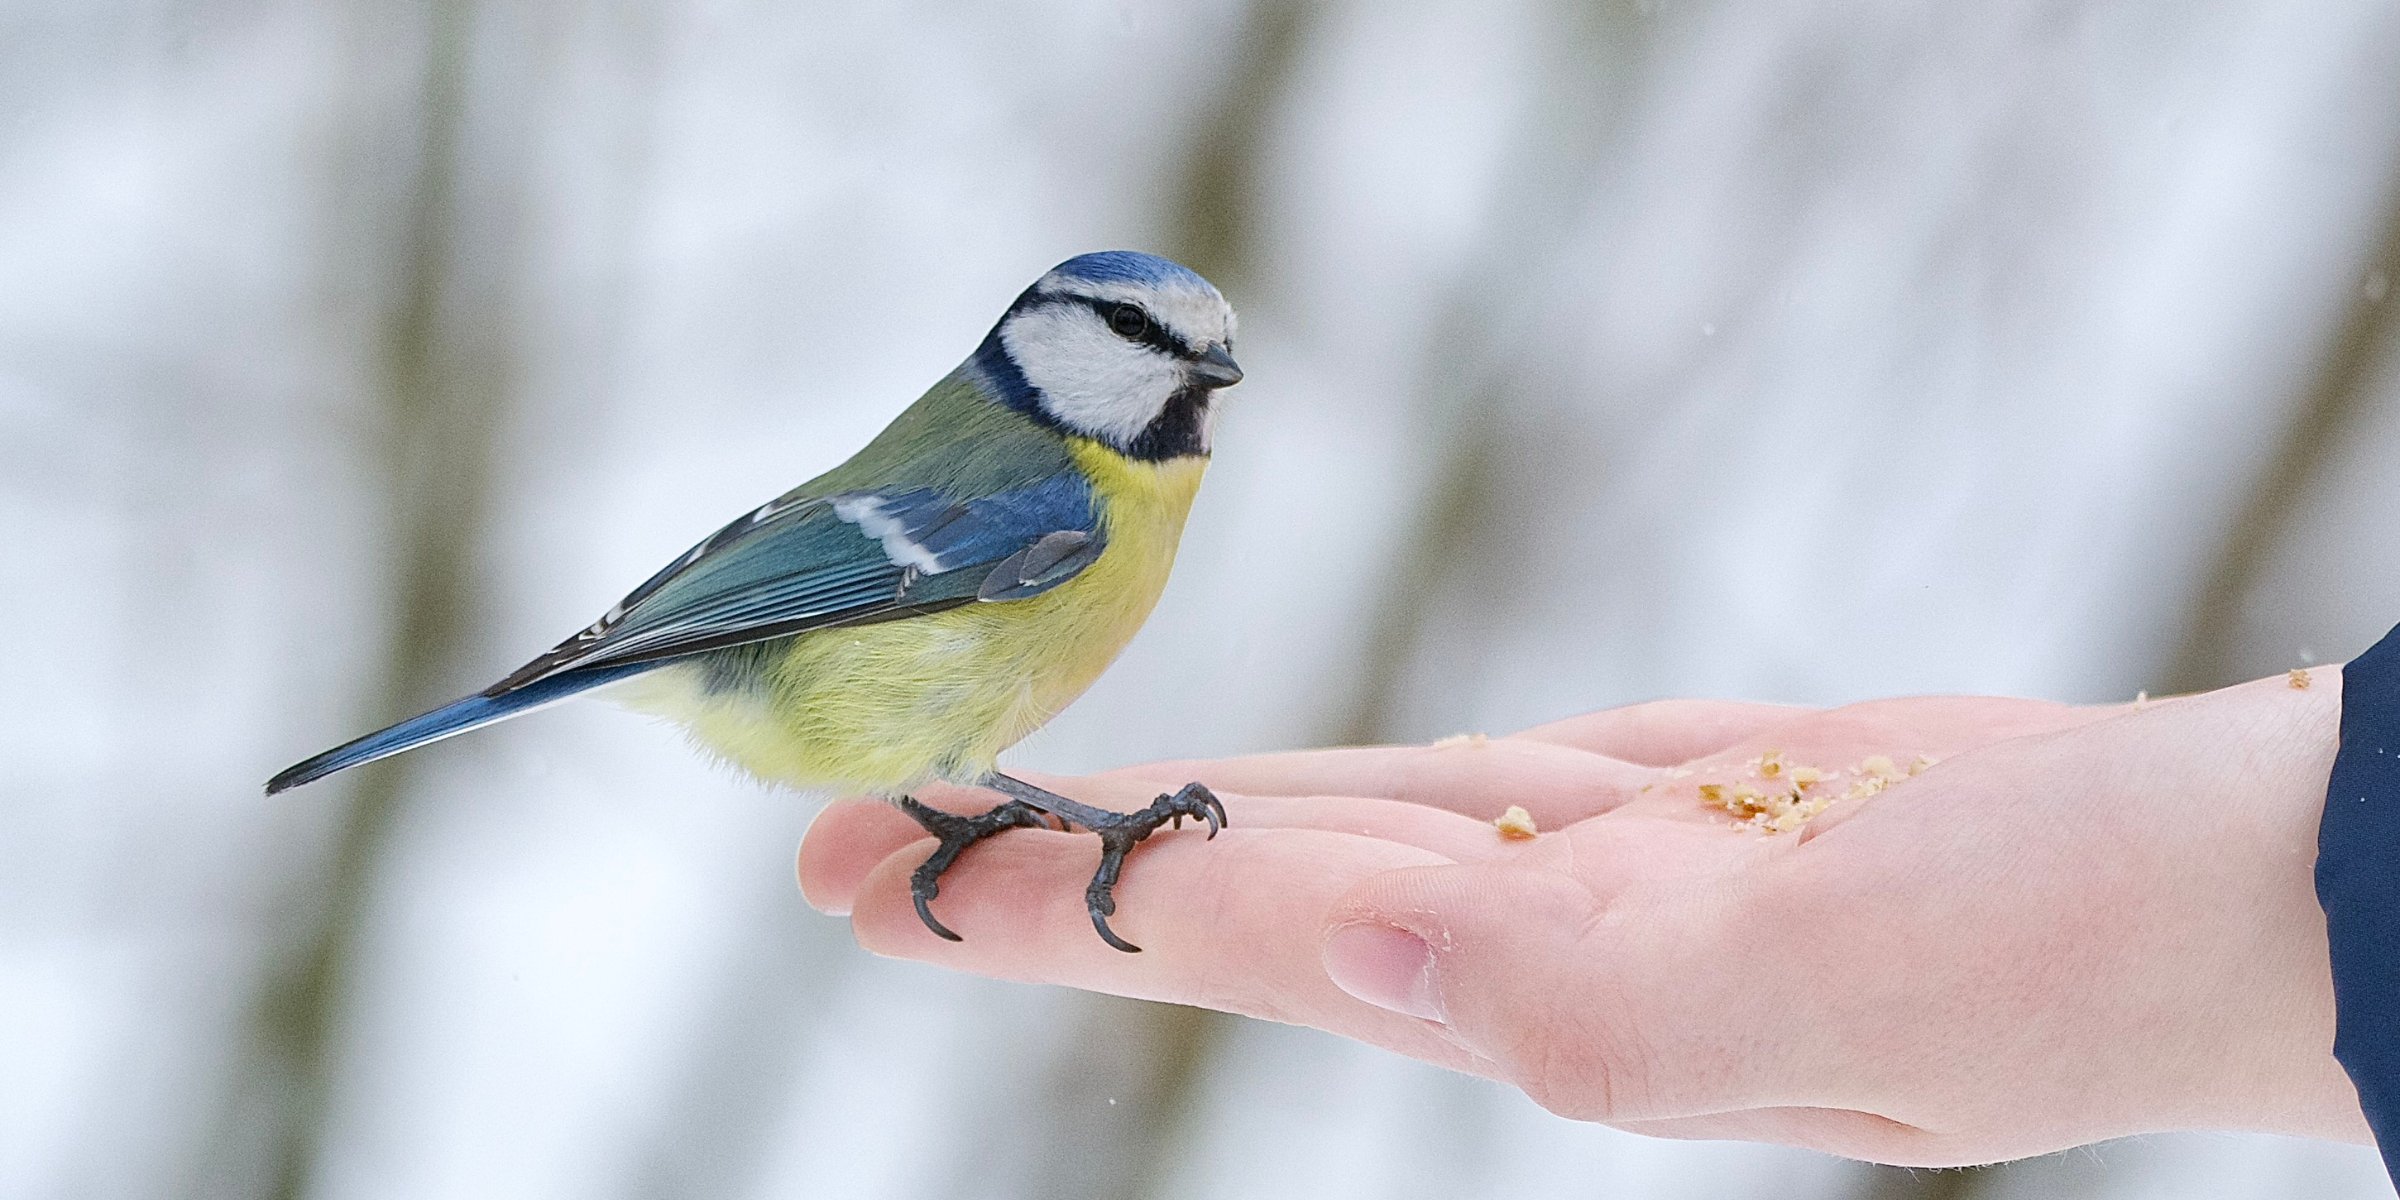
[796,669,2368,1168]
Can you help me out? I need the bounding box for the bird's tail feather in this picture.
[265,661,655,795]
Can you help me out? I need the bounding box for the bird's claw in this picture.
[898,780,1227,953]
[898,796,1049,942]
[1076,782,1225,953]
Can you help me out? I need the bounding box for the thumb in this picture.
[1320,859,1661,1121]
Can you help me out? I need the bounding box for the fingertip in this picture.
[797,798,921,916]
[1322,923,1444,1021]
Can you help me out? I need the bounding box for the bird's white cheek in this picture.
[1002,307,1179,446]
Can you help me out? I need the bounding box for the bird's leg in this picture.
[896,796,1050,942]
[985,772,1227,954]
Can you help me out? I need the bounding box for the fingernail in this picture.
[1322,923,1445,1022]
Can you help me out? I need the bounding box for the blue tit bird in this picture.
[268,250,1244,952]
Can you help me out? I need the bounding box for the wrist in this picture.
[2185,670,2362,1141]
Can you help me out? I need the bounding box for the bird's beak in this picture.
[1188,343,1244,390]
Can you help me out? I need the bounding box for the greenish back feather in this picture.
[804,367,1077,495]
[485,369,1099,690]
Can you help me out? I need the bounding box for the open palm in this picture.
[798,675,2360,1166]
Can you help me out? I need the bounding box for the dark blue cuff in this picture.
[2320,621,2400,1184]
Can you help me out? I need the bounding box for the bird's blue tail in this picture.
[265,661,655,795]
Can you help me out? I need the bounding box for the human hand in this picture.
[796,673,2360,1166]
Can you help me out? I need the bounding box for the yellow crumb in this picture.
[1700,776,1835,834]
[1434,732,1490,749]
[2289,668,2313,690]
[1702,750,1929,835]
[1763,793,1832,834]
[1842,774,1890,802]
[1494,805,1538,839]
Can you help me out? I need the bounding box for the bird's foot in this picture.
[902,778,1228,952]
[987,777,1227,953]
[897,796,1051,942]
[1074,783,1226,953]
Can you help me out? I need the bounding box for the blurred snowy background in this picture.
[7,1,2400,1197]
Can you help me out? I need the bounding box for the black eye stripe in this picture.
[1058,294,1193,358]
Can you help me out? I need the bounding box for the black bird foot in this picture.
[902,778,1229,953]
[1070,782,1226,953]
[897,796,1051,942]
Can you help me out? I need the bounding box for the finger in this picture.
[1099,738,1662,826]
[797,798,916,916]
[1512,699,1814,766]
[841,820,1497,1075]
[798,776,1157,915]
[799,787,1553,916]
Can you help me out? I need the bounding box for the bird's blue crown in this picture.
[1042,250,1211,292]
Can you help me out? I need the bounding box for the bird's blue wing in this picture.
[485,471,1104,693]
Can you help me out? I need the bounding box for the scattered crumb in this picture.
[1840,773,1890,803]
[1434,732,1490,749]
[1763,793,1832,834]
[1701,778,1830,832]
[2289,668,2313,691]
[2135,690,2149,710]
[1494,805,1538,840]
[1727,784,1770,818]
[1697,750,1932,834]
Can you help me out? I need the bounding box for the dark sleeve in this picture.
[2318,620,2400,1184]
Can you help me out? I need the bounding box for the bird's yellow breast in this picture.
[625,440,1207,795]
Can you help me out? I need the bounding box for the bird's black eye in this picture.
[1108,303,1149,340]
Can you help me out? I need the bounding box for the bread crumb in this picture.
[1701,777,1832,833]
[2289,668,2313,690]
[1763,793,1832,833]
[1434,732,1490,749]
[1727,784,1770,818]
[1701,750,1937,833]
[1494,805,1538,839]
